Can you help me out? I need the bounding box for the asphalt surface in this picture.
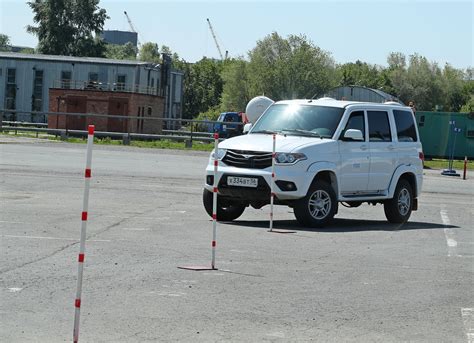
[1,136,473,342]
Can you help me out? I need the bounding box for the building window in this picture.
[88,72,99,82]
[419,115,425,127]
[32,70,44,112]
[61,71,72,89]
[116,74,126,91]
[5,68,16,110]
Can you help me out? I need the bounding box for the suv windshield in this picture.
[250,104,345,138]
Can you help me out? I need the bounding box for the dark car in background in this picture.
[213,112,244,138]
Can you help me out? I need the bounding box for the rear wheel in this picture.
[202,189,246,221]
[293,180,337,228]
[384,179,413,223]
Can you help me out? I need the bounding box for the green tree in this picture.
[220,58,251,112]
[382,53,460,111]
[246,32,336,100]
[19,47,36,54]
[442,64,469,112]
[336,60,384,89]
[105,42,137,60]
[139,42,160,63]
[27,0,108,57]
[0,33,10,51]
[179,57,224,118]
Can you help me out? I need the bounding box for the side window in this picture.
[61,71,72,89]
[116,74,126,91]
[393,110,418,142]
[368,111,392,142]
[88,72,98,82]
[342,111,365,140]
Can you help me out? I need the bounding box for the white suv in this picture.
[203,98,423,227]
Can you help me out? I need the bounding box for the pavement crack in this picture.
[0,241,79,275]
[0,216,134,275]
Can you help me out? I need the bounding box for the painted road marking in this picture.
[2,235,110,242]
[462,308,474,343]
[102,215,171,220]
[7,288,23,293]
[121,228,152,231]
[440,208,458,257]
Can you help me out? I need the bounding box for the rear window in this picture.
[393,110,418,142]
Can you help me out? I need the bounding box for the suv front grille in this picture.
[222,150,272,169]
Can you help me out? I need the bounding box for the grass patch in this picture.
[424,159,472,170]
[0,131,214,151]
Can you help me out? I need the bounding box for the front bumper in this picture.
[204,162,313,201]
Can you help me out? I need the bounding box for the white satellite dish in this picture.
[245,96,274,123]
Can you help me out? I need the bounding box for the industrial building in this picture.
[101,30,138,48]
[325,85,403,104]
[0,52,183,129]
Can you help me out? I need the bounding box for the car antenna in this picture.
[308,91,321,102]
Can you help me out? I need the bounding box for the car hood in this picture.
[218,133,331,152]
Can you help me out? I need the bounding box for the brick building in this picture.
[48,88,164,134]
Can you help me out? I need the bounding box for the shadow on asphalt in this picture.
[224,218,458,233]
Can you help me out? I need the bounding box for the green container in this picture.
[415,111,474,159]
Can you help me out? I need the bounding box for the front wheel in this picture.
[384,179,413,223]
[202,189,246,221]
[293,180,337,228]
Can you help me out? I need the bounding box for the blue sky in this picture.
[1,0,472,69]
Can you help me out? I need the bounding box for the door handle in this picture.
[387,145,395,150]
[360,145,368,151]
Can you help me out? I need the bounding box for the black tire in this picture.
[202,189,246,221]
[384,179,413,223]
[293,180,337,228]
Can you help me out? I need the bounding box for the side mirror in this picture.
[343,129,364,141]
[243,123,252,134]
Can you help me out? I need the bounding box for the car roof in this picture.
[274,98,411,111]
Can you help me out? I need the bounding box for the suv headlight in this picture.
[275,152,307,164]
[211,148,227,160]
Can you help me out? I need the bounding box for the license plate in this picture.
[227,176,258,188]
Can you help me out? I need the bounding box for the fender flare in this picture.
[306,161,339,196]
[388,165,418,198]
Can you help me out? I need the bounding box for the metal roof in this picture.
[325,85,403,104]
[0,51,157,67]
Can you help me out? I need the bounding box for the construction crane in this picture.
[124,11,141,46]
[206,18,227,60]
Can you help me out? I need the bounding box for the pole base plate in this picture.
[441,169,460,177]
[177,265,218,271]
[268,229,296,234]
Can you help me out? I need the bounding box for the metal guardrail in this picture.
[0,126,216,143]
[1,109,245,146]
[2,121,48,128]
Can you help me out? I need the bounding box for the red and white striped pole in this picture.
[269,134,276,232]
[463,156,468,180]
[211,132,219,270]
[73,125,95,343]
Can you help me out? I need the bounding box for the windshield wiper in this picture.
[281,129,322,138]
[252,129,279,135]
